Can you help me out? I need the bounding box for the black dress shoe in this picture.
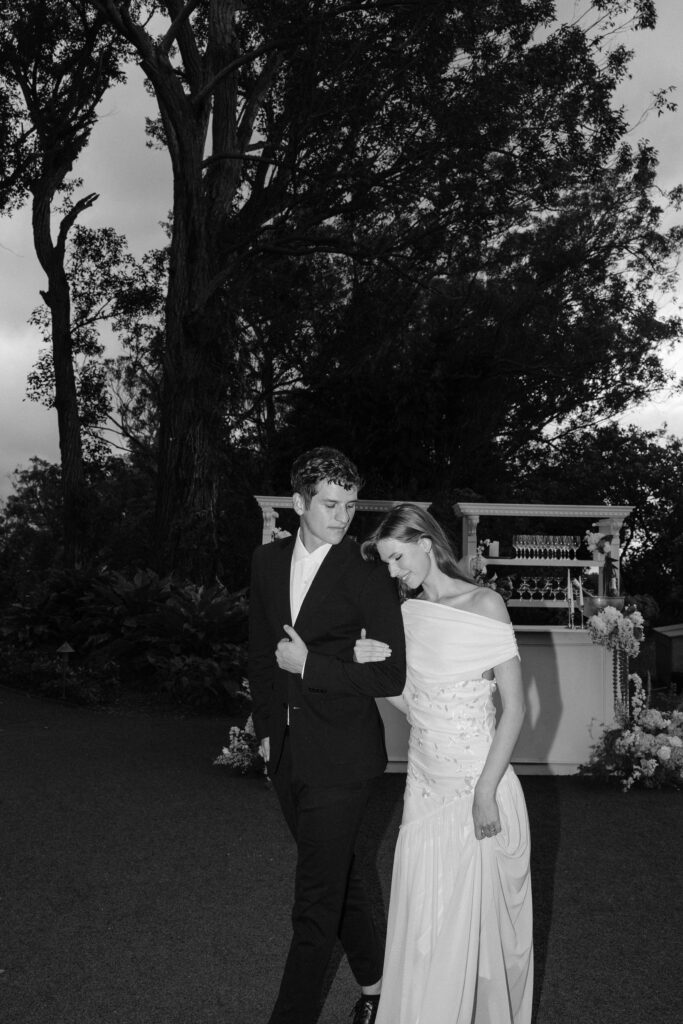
[350,993,380,1024]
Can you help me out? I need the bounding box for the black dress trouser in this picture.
[268,732,383,1024]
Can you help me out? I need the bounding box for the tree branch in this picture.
[237,51,284,153]
[89,0,159,66]
[160,0,204,89]
[56,192,99,256]
[201,150,291,169]
[160,0,203,54]
[193,38,289,107]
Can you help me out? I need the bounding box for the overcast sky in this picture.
[1,1,683,500]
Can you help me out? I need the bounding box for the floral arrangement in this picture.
[587,604,644,659]
[584,525,610,556]
[471,538,492,584]
[272,527,293,541]
[586,602,644,713]
[583,524,619,595]
[578,675,683,790]
[470,539,514,602]
[214,712,268,777]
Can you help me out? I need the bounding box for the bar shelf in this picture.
[486,558,594,568]
[453,501,634,605]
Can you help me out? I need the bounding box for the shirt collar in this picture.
[292,529,332,567]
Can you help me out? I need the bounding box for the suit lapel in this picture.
[294,539,354,638]
[271,537,295,628]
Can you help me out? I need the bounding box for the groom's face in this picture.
[295,480,358,552]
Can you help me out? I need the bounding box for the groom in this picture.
[248,447,406,1024]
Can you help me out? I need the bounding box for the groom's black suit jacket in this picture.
[248,535,406,785]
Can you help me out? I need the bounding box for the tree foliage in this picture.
[266,6,683,497]
[83,3,681,512]
[80,0,677,577]
[511,422,683,621]
[0,1,127,566]
[25,224,165,465]
[2,0,682,591]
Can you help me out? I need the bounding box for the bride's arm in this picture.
[355,630,408,714]
[472,653,525,839]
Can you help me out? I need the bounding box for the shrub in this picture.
[0,569,249,712]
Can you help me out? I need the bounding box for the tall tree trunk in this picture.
[144,6,242,582]
[32,190,96,569]
[153,175,232,581]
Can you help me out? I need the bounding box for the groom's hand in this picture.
[276,624,308,675]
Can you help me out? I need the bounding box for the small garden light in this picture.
[56,642,74,698]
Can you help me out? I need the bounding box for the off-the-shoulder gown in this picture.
[376,599,533,1024]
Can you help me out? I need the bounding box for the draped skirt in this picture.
[375,767,533,1024]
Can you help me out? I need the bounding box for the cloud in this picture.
[0,327,60,499]
[0,67,169,502]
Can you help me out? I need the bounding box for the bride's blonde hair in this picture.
[362,503,473,588]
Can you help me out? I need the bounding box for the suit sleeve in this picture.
[301,563,406,698]
[247,547,275,741]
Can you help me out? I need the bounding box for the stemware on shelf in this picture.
[508,533,585,564]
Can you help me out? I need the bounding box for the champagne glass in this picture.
[512,535,519,559]
[519,576,531,600]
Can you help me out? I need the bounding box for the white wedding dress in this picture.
[376,600,533,1024]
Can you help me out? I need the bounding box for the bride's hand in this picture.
[472,786,501,841]
[353,627,392,663]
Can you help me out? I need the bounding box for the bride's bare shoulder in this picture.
[463,585,510,624]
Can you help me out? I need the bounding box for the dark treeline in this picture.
[1,2,682,705]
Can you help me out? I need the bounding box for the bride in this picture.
[357,504,533,1024]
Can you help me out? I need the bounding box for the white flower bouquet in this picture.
[587,604,644,659]
[214,713,268,777]
[578,675,683,790]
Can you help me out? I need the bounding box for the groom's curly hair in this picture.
[290,447,363,507]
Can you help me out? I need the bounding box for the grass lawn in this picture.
[1,684,681,1024]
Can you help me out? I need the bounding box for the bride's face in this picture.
[376,535,432,589]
